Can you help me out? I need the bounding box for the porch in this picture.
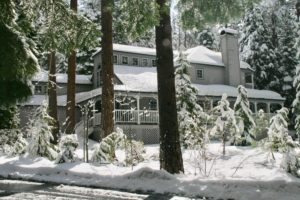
[93,109,159,126]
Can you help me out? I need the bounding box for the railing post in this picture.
[137,96,140,124]
[254,102,258,113]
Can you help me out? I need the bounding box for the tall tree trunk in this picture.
[155,0,184,174]
[100,0,114,138]
[66,0,77,134]
[48,51,59,144]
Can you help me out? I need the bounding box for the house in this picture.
[19,28,284,143]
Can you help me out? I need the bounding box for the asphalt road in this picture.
[0,179,204,200]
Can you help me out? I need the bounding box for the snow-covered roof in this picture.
[114,65,157,92]
[185,46,224,66]
[92,44,156,57]
[193,84,284,101]
[183,46,253,70]
[32,70,92,85]
[74,66,283,103]
[220,28,239,35]
[19,95,67,106]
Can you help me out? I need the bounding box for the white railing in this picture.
[139,110,159,124]
[92,110,159,126]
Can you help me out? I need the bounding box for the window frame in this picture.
[196,69,204,79]
[152,59,156,67]
[142,58,148,67]
[122,56,128,65]
[113,55,118,64]
[245,73,253,84]
[34,85,42,94]
[132,57,138,66]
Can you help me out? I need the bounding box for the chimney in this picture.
[220,28,241,87]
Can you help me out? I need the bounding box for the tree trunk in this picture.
[100,0,114,138]
[66,0,77,134]
[48,51,59,144]
[155,0,184,174]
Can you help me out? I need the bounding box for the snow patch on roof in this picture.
[93,44,156,57]
[184,46,224,66]
[220,28,239,35]
[193,84,284,101]
[19,95,67,106]
[114,65,157,92]
[32,70,92,84]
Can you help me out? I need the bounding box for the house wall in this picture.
[189,63,225,85]
[241,68,254,88]
[32,82,92,95]
[93,51,156,89]
[19,105,81,131]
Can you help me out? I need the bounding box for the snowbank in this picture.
[0,142,300,199]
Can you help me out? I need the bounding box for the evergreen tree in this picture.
[27,101,58,160]
[277,6,298,107]
[100,0,115,138]
[293,66,300,142]
[250,109,269,140]
[240,6,279,92]
[197,28,216,50]
[56,134,78,163]
[211,94,238,155]
[155,0,184,174]
[66,0,78,135]
[234,85,256,145]
[92,127,125,163]
[0,0,39,106]
[266,107,295,155]
[175,51,207,148]
[240,1,298,106]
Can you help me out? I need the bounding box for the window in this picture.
[152,59,156,67]
[122,56,128,64]
[95,100,101,113]
[113,55,118,64]
[98,64,101,69]
[34,85,42,94]
[196,69,204,79]
[149,99,157,110]
[142,58,148,66]
[132,58,138,66]
[245,73,252,83]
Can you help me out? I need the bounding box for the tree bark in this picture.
[100,0,114,138]
[66,0,77,134]
[155,0,184,174]
[48,51,59,144]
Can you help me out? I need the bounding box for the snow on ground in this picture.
[1,137,300,200]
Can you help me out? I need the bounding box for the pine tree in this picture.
[250,109,269,140]
[240,2,298,106]
[66,0,78,135]
[27,101,58,160]
[234,85,256,145]
[0,0,39,106]
[293,66,300,142]
[156,0,184,174]
[175,51,207,149]
[100,0,115,138]
[56,134,78,163]
[211,94,238,156]
[92,127,125,163]
[277,6,298,107]
[266,107,295,155]
[240,6,279,92]
[198,28,216,50]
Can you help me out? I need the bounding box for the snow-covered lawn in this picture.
[1,138,300,200]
